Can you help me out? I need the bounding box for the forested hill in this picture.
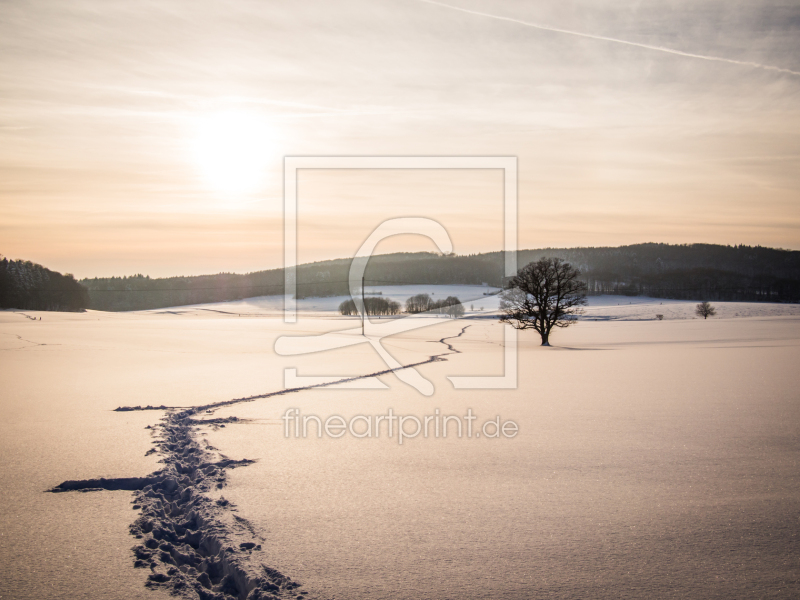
[81,243,800,311]
[0,255,89,311]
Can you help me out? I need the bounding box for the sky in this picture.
[1,0,799,278]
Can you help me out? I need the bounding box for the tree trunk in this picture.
[540,331,550,346]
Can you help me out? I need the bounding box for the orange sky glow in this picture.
[1,0,798,278]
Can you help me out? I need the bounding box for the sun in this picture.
[191,110,275,196]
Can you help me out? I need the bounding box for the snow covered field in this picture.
[1,290,799,599]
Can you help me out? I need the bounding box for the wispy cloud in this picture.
[78,86,404,119]
[418,0,800,77]
[84,86,352,112]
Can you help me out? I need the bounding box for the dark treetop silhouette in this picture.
[500,257,588,346]
[0,254,88,311]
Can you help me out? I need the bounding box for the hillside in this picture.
[81,244,800,311]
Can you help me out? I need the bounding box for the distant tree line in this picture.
[338,294,465,318]
[78,243,800,311]
[0,255,89,311]
[580,267,800,302]
[338,297,401,316]
[520,244,800,302]
[81,270,286,311]
[405,294,465,318]
[306,244,800,303]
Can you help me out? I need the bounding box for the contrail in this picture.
[418,0,800,77]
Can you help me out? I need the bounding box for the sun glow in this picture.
[191,110,275,197]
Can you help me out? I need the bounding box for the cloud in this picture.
[418,0,800,77]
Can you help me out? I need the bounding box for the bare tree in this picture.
[442,296,465,318]
[340,297,401,316]
[695,301,716,319]
[405,293,432,314]
[499,257,587,346]
[404,294,463,318]
[338,299,356,315]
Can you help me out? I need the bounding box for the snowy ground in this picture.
[1,295,799,599]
